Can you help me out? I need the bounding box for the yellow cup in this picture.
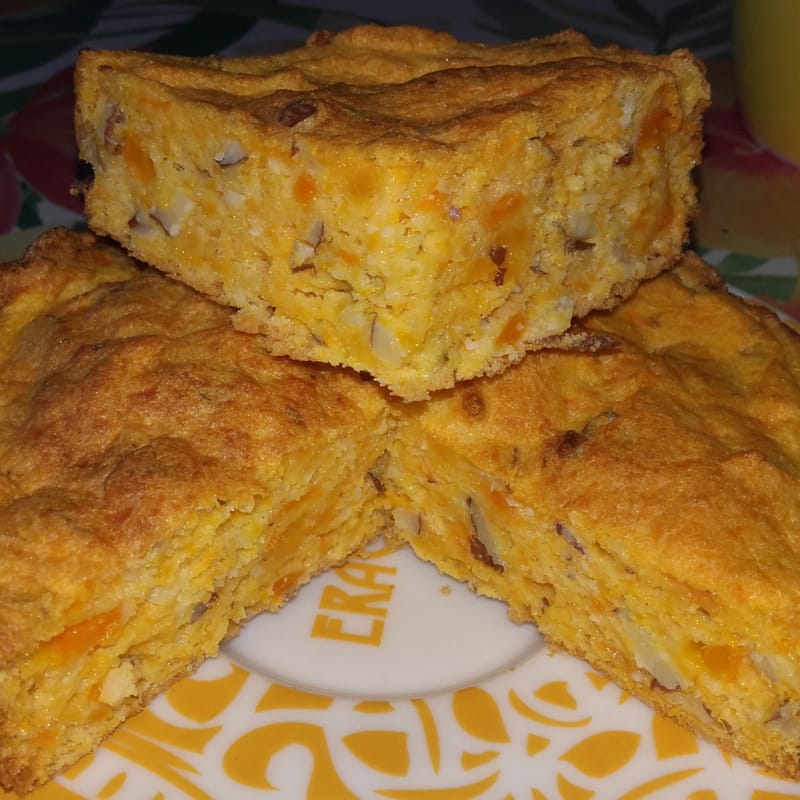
[733,0,800,166]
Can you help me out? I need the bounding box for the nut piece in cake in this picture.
[74,25,709,399]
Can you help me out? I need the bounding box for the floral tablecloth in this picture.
[3,3,800,800]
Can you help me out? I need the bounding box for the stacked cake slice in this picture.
[74,25,708,399]
[2,23,799,797]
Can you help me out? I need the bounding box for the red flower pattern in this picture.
[0,65,83,234]
[703,105,800,177]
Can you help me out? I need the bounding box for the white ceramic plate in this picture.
[40,537,800,800]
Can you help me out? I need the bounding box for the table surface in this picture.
[3,4,800,800]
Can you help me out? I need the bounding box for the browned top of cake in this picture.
[76,26,708,147]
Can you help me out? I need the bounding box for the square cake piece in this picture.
[0,230,392,795]
[74,25,709,400]
[389,252,800,779]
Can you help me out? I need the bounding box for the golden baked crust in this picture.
[0,229,392,796]
[74,25,709,399]
[390,252,800,780]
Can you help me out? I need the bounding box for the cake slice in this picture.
[74,25,709,400]
[389,252,800,780]
[0,229,392,796]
